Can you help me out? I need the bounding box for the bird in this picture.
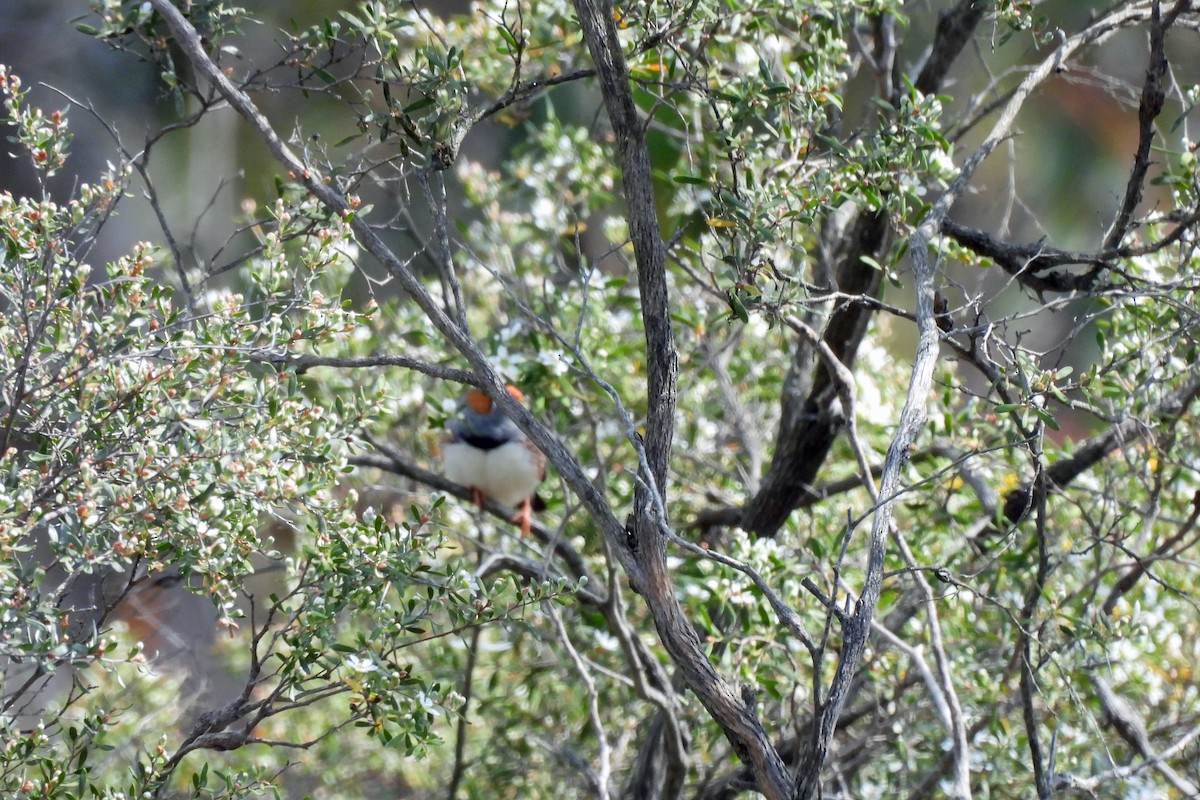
[442,384,545,535]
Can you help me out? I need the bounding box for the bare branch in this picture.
[1089,674,1200,797]
[567,1,793,795]
[794,155,944,800]
[1018,452,1052,800]
[664,528,815,655]
[570,0,677,492]
[740,210,887,537]
[940,218,1108,294]
[244,349,476,383]
[548,602,614,799]
[998,369,1200,526]
[1101,490,1200,614]
[1102,1,1169,250]
[914,0,989,95]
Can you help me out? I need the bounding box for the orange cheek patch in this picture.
[464,388,493,414]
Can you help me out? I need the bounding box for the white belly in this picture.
[443,440,540,507]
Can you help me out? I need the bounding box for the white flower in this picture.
[493,344,526,374]
[459,570,481,597]
[417,690,441,717]
[734,42,759,71]
[530,197,559,229]
[929,147,958,181]
[537,349,570,376]
[344,655,378,674]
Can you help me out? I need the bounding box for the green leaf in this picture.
[403,96,436,114]
[1032,406,1060,430]
[727,291,750,323]
[497,25,519,52]
[334,132,365,147]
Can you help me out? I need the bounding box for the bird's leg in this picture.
[511,497,533,536]
[469,487,485,507]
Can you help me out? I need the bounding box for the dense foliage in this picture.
[3,0,1199,798]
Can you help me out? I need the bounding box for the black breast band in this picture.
[460,433,507,451]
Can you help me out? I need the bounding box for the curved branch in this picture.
[740,209,888,537]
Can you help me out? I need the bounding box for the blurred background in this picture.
[4,3,1198,796]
